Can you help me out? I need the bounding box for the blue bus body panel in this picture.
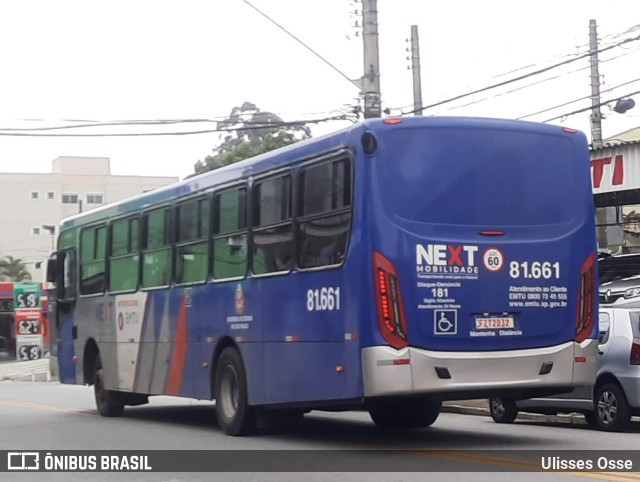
[55,117,597,406]
[365,118,597,351]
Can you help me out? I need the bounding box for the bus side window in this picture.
[109,216,140,292]
[175,198,209,284]
[252,175,293,275]
[213,187,248,280]
[79,225,107,295]
[142,208,172,288]
[297,158,352,269]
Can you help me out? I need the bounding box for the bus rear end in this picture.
[361,117,598,401]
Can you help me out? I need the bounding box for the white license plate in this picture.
[475,316,514,330]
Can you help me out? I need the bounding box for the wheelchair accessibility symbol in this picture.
[434,309,457,335]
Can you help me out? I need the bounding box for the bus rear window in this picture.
[379,128,578,226]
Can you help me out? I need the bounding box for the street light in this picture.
[42,225,56,252]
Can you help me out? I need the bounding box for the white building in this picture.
[0,156,178,281]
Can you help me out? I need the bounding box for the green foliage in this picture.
[0,256,32,281]
[194,102,311,175]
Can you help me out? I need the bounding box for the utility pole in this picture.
[589,19,607,249]
[589,19,603,148]
[362,0,381,118]
[410,25,423,115]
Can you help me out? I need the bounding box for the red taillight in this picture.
[575,253,596,343]
[479,230,505,236]
[562,127,578,134]
[631,339,640,365]
[383,118,403,125]
[373,251,408,349]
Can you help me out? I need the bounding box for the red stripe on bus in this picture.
[166,296,188,396]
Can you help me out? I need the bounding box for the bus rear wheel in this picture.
[369,398,441,429]
[214,347,256,436]
[93,354,124,417]
[489,398,518,424]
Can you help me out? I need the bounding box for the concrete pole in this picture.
[589,19,603,148]
[362,0,381,118]
[410,25,423,115]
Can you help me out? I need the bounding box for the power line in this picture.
[241,0,361,91]
[430,47,640,116]
[399,32,640,116]
[543,89,640,123]
[0,115,348,137]
[518,78,640,120]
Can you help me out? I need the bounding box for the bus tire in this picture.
[369,398,441,429]
[489,398,518,424]
[93,354,124,417]
[594,383,631,432]
[214,347,256,436]
[583,411,598,427]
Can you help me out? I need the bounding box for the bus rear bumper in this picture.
[362,340,598,399]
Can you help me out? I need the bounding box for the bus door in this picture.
[47,249,77,383]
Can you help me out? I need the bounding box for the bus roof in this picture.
[59,116,584,230]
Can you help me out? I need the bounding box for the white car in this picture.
[489,307,640,431]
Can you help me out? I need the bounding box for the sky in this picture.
[0,0,639,180]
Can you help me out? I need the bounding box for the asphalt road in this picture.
[1,381,640,482]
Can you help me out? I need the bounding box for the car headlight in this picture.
[624,287,640,299]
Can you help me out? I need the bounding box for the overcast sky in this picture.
[0,0,638,180]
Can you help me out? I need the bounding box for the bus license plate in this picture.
[475,316,514,330]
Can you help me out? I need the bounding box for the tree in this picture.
[193,102,311,175]
[0,256,32,282]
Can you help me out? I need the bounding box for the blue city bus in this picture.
[46,117,598,435]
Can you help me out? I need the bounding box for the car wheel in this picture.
[594,383,632,432]
[214,347,256,436]
[94,354,124,417]
[489,398,518,423]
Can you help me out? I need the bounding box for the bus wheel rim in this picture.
[220,365,240,419]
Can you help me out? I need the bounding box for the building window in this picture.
[34,262,42,270]
[62,194,78,204]
[47,192,55,200]
[87,194,104,204]
[32,227,41,236]
[30,191,39,200]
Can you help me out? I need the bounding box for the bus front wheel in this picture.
[93,354,124,417]
[369,398,441,429]
[214,347,256,436]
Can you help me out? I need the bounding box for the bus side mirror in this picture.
[46,256,58,284]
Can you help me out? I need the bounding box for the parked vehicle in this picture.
[599,253,640,306]
[489,308,640,431]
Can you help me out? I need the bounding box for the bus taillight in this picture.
[575,253,596,343]
[373,251,408,349]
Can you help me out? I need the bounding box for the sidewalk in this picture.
[442,399,588,424]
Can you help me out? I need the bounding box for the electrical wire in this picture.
[241,0,360,91]
[398,32,640,116]
[543,89,640,123]
[517,78,640,120]
[0,115,348,137]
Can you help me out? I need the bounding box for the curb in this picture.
[441,403,588,425]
